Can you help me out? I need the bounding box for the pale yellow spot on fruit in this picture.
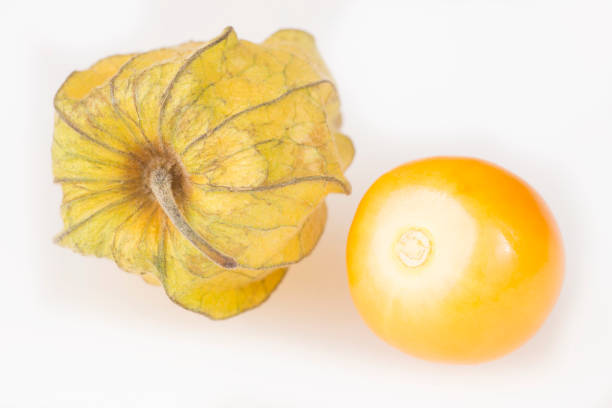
[368,187,478,305]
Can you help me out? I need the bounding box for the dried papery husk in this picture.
[52,27,354,319]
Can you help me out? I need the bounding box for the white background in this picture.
[2,0,611,406]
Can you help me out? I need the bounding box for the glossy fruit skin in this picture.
[346,157,564,363]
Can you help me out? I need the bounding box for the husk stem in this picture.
[149,167,238,269]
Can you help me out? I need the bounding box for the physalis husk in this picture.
[52,27,354,319]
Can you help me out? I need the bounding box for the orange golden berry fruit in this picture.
[52,27,354,319]
[346,157,563,363]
